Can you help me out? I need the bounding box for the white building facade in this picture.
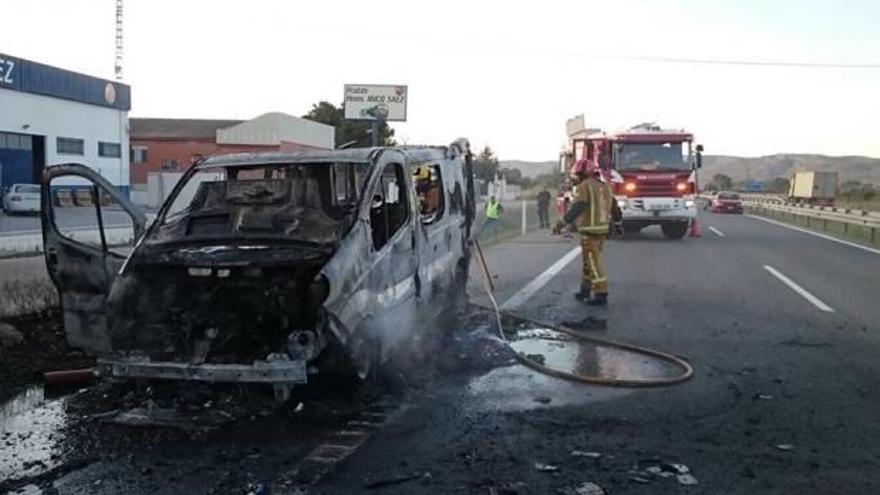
[0,53,131,195]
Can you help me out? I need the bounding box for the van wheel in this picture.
[661,221,689,240]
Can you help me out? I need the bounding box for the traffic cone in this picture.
[688,217,702,238]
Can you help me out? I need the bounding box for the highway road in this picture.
[2,211,879,493]
[318,211,880,494]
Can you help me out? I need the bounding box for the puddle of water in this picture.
[509,333,684,382]
[466,328,684,412]
[0,385,69,481]
[467,363,630,412]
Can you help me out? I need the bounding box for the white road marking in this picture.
[500,246,582,310]
[708,226,726,237]
[763,265,835,313]
[746,214,880,256]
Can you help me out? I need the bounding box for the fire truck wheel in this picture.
[661,221,688,240]
[623,223,643,234]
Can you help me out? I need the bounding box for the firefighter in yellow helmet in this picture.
[553,158,616,306]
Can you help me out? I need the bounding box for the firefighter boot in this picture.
[574,283,592,301]
[585,292,608,306]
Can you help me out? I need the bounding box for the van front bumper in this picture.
[95,354,308,385]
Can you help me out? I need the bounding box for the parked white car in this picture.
[2,184,41,214]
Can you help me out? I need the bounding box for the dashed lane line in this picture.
[500,246,582,311]
[746,214,880,256]
[763,265,835,313]
[708,226,726,237]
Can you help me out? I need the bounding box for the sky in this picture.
[2,0,880,161]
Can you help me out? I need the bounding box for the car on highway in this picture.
[40,140,477,401]
[707,191,743,214]
[2,184,41,214]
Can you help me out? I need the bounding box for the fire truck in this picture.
[567,123,703,240]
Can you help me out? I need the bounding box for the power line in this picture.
[355,29,880,70]
[608,54,880,69]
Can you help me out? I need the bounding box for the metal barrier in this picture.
[746,204,880,248]
[699,194,880,225]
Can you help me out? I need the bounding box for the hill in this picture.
[500,154,880,186]
[498,160,557,178]
[701,154,880,185]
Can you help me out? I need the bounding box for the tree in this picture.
[840,180,863,193]
[302,101,395,148]
[711,173,733,191]
[473,146,500,183]
[502,167,523,184]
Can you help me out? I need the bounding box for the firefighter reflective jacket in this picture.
[563,177,614,235]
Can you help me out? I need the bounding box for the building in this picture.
[560,114,602,173]
[0,52,131,193]
[129,112,335,185]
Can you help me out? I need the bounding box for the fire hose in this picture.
[473,239,693,387]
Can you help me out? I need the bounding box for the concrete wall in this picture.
[0,87,129,188]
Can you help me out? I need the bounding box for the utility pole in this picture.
[371,119,380,147]
[114,0,124,80]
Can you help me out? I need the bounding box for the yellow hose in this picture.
[472,239,693,388]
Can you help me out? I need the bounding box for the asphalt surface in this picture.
[2,211,880,494]
[317,211,880,494]
[0,208,139,236]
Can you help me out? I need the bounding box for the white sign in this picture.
[344,84,408,121]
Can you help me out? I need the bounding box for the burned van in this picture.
[41,140,476,398]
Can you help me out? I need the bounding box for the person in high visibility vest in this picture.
[481,195,504,237]
[553,159,615,306]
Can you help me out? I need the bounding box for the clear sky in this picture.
[3,0,879,160]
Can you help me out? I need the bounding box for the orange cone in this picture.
[688,217,702,238]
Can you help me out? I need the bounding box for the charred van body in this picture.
[41,140,476,399]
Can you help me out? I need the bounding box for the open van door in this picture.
[40,164,147,352]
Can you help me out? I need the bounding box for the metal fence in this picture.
[747,204,880,248]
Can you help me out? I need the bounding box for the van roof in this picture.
[197,142,469,170]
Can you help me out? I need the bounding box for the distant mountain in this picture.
[701,154,880,185]
[501,154,880,185]
[498,160,557,178]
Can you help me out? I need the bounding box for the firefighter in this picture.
[553,158,614,306]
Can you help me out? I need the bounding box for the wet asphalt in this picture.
[2,211,880,494]
[316,212,880,494]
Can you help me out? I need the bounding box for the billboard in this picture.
[344,84,407,121]
[0,52,131,111]
[566,114,585,137]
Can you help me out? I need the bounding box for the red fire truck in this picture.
[570,123,703,239]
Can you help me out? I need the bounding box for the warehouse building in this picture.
[129,112,335,185]
[0,52,131,194]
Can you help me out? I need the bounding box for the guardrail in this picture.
[745,204,880,247]
[697,193,880,247]
[699,194,880,225]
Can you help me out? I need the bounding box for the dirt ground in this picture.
[0,310,94,401]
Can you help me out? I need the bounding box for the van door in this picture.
[41,164,146,352]
[413,162,458,317]
[361,152,420,356]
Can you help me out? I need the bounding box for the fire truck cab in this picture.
[572,123,702,240]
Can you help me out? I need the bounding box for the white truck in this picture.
[788,171,838,205]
